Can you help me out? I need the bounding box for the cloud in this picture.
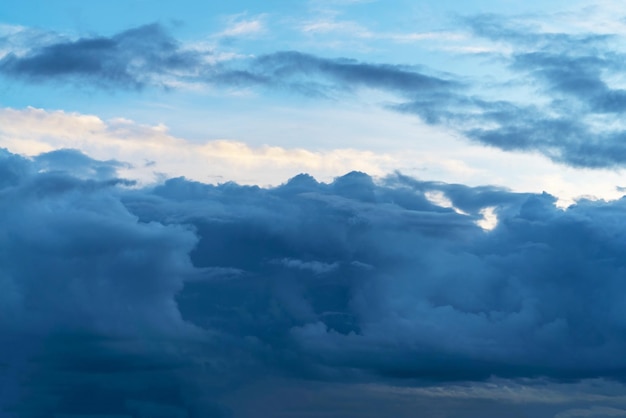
[6,147,626,414]
[555,406,626,418]
[0,106,396,185]
[277,258,340,274]
[216,15,266,38]
[300,18,371,36]
[5,105,626,208]
[0,149,205,416]
[452,13,626,168]
[299,16,464,45]
[0,23,205,88]
[0,24,459,100]
[251,51,458,95]
[7,16,626,169]
[121,170,626,384]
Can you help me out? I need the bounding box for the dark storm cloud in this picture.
[118,170,626,386]
[0,149,205,416]
[6,148,626,415]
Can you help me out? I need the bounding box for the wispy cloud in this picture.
[299,16,464,44]
[215,14,267,38]
[6,12,626,170]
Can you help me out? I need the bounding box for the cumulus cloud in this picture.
[0,149,204,416]
[5,147,626,415]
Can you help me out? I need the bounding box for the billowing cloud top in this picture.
[3,148,626,416]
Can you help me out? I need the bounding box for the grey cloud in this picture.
[238,33,626,168]
[0,24,462,102]
[242,19,626,168]
[277,258,340,274]
[0,150,626,417]
[0,149,204,416]
[8,21,626,168]
[127,171,626,384]
[555,406,626,418]
[34,148,131,180]
[6,147,626,415]
[452,15,626,167]
[252,51,458,96]
[0,24,204,88]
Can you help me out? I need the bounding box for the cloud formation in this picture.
[0,106,397,186]
[4,148,626,416]
[458,14,626,168]
[6,17,626,169]
[0,24,204,88]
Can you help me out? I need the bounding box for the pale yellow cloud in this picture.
[0,107,392,186]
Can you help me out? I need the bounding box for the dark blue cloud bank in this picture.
[3,148,626,416]
[5,19,626,169]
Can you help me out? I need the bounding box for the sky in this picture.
[4,1,626,417]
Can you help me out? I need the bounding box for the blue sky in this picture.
[3,1,626,417]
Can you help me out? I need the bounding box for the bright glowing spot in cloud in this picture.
[425,190,469,215]
[476,206,498,231]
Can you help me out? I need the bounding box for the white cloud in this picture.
[425,190,469,215]
[476,206,498,231]
[301,18,371,36]
[0,23,26,36]
[215,15,266,38]
[528,0,626,38]
[300,16,464,44]
[277,258,340,274]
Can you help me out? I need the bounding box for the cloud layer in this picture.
[3,148,626,416]
[5,15,626,169]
